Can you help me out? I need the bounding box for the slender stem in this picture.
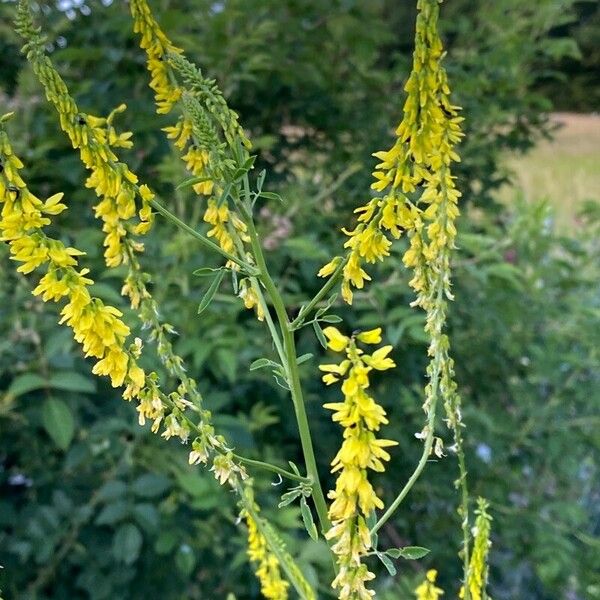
[227,223,287,365]
[240,186,331,536]
[455,428,471,586]
[289,257,347,330]
[250,277,287,364]
[370,391,437,537]
[149,197,258,274]
[232,453,311,484]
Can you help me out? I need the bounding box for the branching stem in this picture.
[240,177,331,536]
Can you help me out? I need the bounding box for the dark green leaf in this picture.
[42,398,75,450]
[7,373,47,397]
[300,497,319,541]
[377,552,397,576]
[296,353,313,365]
[175,544,196,576]
[278,489,302,508]
[399,546,430,560]
[313,321,327,349]
[112,523,143,565]
[192,267,225,277]
[131,473,171,498]
[95,501,129,526]
[318,314,342,323]
[48,371,96,394]
[176,175,212,191]
[197,269,226,315]
[249,357,279,371]
[259,191,284,203]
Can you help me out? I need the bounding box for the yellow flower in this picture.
[356,328,382,344]
[415,569,444,600]
[238,280,265,321]
[323,326,350,352]
[318,256,342,278]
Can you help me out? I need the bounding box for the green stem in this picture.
[232,453,310,484]
[370,388,437,537]
[289,257,347,330]
[227,223,287,365]
[149,198,258,274]
[240,185,331,536]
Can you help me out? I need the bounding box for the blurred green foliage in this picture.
[0,1,598,599]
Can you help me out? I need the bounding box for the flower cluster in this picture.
[321,0,463,308]
[415,569,444,600]
[461,498,493,600]
[0,128,144,397]
[15,4,154,269]
[130,0,264,318]
[244,511,290,600]
[320,326,397,598]
[130,0,247,254]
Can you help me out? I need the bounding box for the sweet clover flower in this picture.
[244,511,290,600]
[320,326,397,598]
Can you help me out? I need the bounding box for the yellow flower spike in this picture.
[13,11,155,270]
[320,327,397,597]
[323,326,350,352]
[244,511,289,600]
[461,498,493,600]
[0,127,147,398]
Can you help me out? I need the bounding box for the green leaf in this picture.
[377,552,397,576]
[42,398,75,450]
[132,503,160,533]
[176,175,212,191]
[175,543,196,576]
[249,358,280,371]
[318,314,342,323]
[300,497,319,541]
[192,267,226,277]
[197,269,226,315]
[131,473,171,498]
[216,181,233,207]
[384,548,402,559]
[154,530,178,555]
[95,500,129,526]
[7,373,47,397]
[242,155,257,171]
[97,480,127,502]
[259,191,284,203]
[296,353,313,365]
[257,169,266,190]
[48,371,96,394]
[278,489,302,508]
[112,523,143,565]
[312,321,327,349]
[273,373,290,390]
[399,546,430,560]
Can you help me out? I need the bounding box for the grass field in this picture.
[498,113,600,230]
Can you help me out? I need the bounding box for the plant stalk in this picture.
[240,183,331,536]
